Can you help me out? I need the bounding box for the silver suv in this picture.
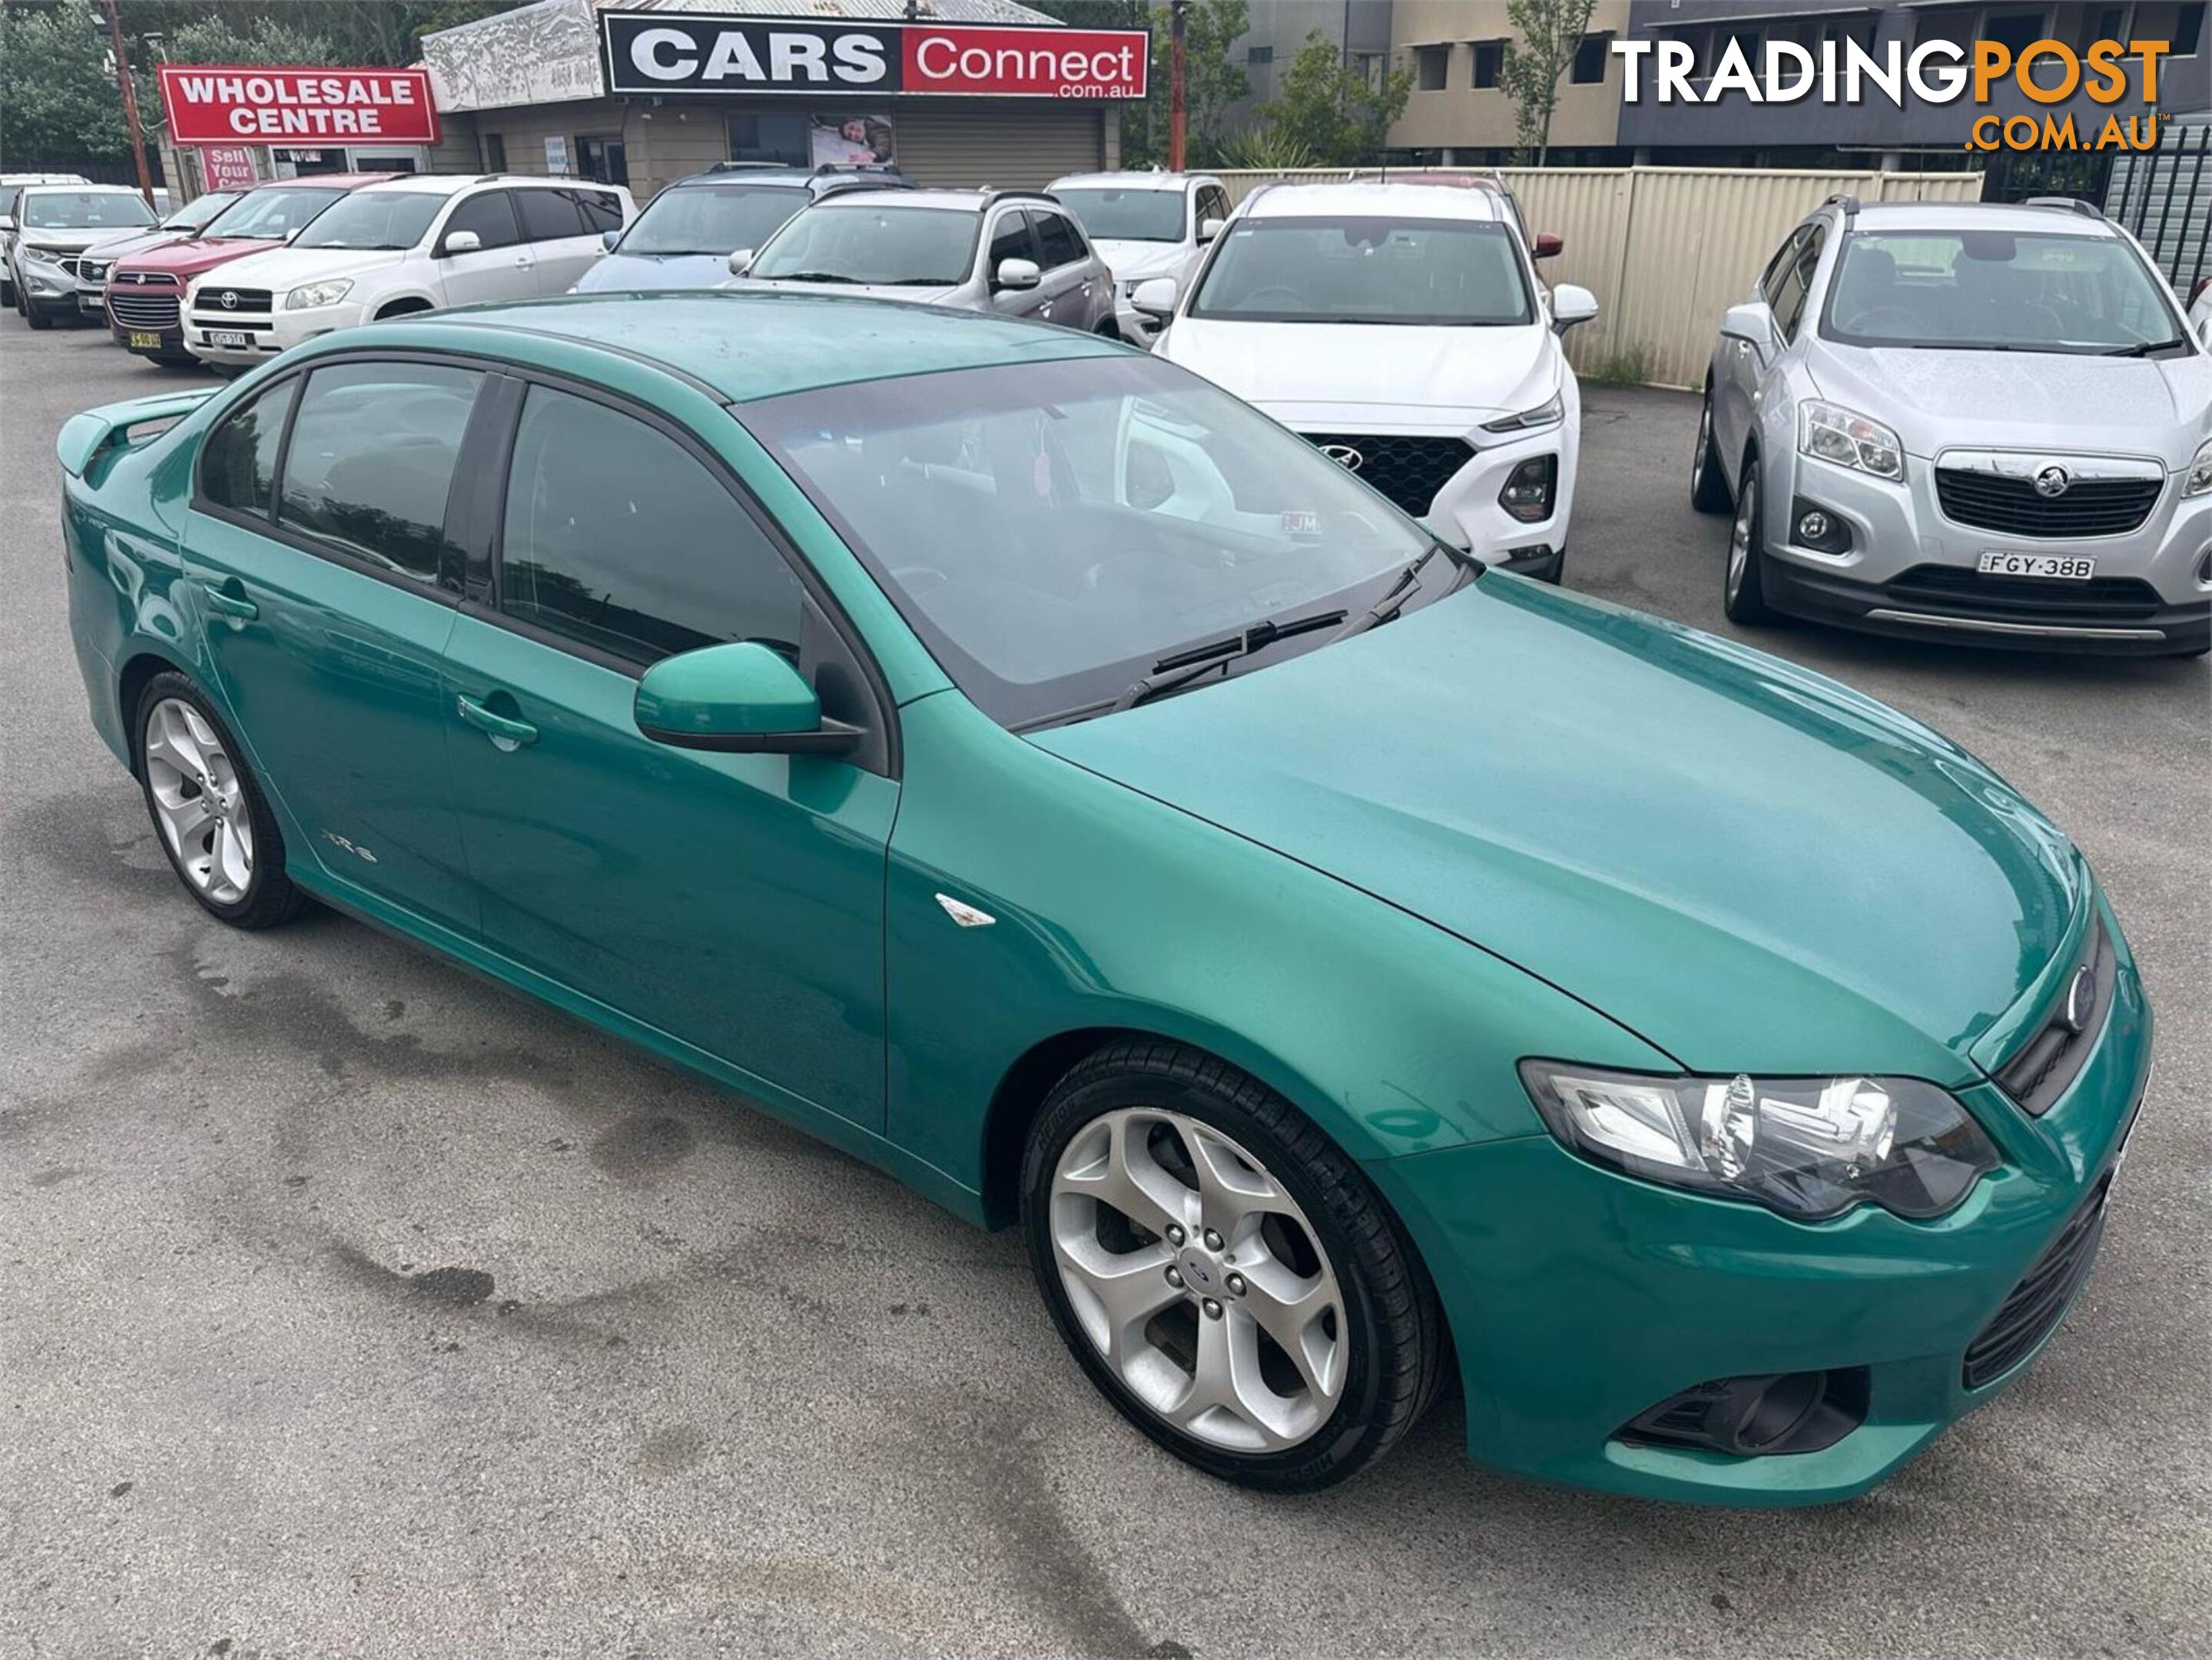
[733,188,1114,334]
[1693,197,2210,657]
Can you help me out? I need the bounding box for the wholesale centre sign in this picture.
[157,65,441,144]
[600,12,1149,99]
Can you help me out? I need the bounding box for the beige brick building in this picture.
[1386,0,1632,164]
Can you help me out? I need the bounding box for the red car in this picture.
[106,174,396,365]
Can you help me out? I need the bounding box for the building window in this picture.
[483,132,506,172]
[1571,32,1612,84]
[728,112,809,167]
[1471,39,1504,88]
[1982,8,2049,56]
[1719,26,1761,70]
[1350,52,1385,89]
[2134,2,2207,53]
[1416,45,1451,91]
[1245,43,1272,65]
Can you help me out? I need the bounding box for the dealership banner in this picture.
[196,145,261,191]
[158,65,441,144]
[600,12,1148,99]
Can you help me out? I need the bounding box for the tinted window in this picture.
[1759,227,1807,307]
[200,379,298,517]
[277,364,482,583]
[499,387,805,666]
[988,210,1037,271]
[1033,211,1086,269]
[444,190,521,251]
[1773,225,1825,340]
[514,188,585,242]
[571,188,624,234]
[1199,187,1231,227]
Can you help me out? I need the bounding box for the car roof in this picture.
[395,290,1125,403]
[1240,180,1507,222]
[1841,200,2124,237]
[809,187,991,212]
[20,181,144,197]
[1050,171,1214,192]
[255,172,402,191]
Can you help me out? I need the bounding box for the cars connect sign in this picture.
[600,12,1149,100]
[157,65,441,145]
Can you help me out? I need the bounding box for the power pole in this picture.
[103,0,157,210]
[1169,0,1189,171]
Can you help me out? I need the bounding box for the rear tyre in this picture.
[134,672,309,931]
[1691,387,1733,513]
[1723,454,1776,626]
[1022,1039,1445,1492]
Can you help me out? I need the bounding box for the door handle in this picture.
[202,582,257,622]
[512,255,532,267]
[456,692,538,747]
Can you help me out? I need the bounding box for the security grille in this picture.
[108,291,181,330]
[1296,432,1474,515]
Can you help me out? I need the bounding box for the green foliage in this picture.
[159,12,339,68]
[1215,124,1318,172]
[1498,0,1597,165]
[1,0,140,161]
[1580,344,1653,387]
[1255,31,1411,169]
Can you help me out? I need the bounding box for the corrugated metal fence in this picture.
[2104,119,2210,300]
[1210,167,1987,390]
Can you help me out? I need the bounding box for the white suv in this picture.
[182,174,632,370]
[1047,171,1231,342]
[1144,180,1598,578]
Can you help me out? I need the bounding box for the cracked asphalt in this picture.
[3,321,2206,1659]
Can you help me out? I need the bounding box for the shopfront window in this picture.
[728,113,810,167]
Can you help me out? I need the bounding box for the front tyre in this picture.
[1691,387,1733,513]
[1021,1040,1444,1492]
[1723,453,1776,625]
[135,672,309,930]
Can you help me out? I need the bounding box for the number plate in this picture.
[128,330,162,349]
[1979,551,2095,580]
[208,330,251,350]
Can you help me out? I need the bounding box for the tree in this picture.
[1498,0,1597,165]
[1255,31,1411,168]
[0,0,141,161]
[1036,0,1249,170]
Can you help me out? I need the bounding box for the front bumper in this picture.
[1760,447,2212,654]
[183,297,363,366]
[1368,905,2153,1506]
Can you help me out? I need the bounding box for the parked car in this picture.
[6,184,157,329]
[68,188,245,298]
[0,171,90,306]
[736,188,1114,334]
[2190,272,2210,344]
[1142,180,1597,581]
[573,162,907,294]
[1046,170,1230,341]
[58,291,2150,1504]
[180,173,632,372]
[1693,196,2209,656]
[105,178,395,367]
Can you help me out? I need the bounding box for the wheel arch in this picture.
[117,646,197,774]
[977,1024,1156,1229]
[373,294,436,320]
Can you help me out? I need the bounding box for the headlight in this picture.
[2185,437,2212,499]
[1798,400,1905,481]
[286,278,353,310]
[1519,1061,1998,1221]
[1481,392,1564,434]
[20,247,67,271]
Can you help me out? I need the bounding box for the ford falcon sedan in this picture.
[59,293,2151,1502]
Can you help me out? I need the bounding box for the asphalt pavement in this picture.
[3,320,2206,1659]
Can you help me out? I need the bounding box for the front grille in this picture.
[1298,432,1474,516]
[75,259,108,283]
[108,292,180,330]
[1935,468,2161,539]
[191,285,273,326]
[1962,1174,2110,1389]
[1995,916,2115,1115]
[1885,565,2166,623]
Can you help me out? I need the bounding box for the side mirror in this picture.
[283,227,302,244]
[1532,231,1564,261]
[1721,297,1779,350]
[993,256,1041,291]
[1550,284,1598,334]
[440,228,482,257]
[1198,215,1225,244]
[727,247,754,277]
[634,642,857,755]
[1130,277,1177,320]
[601,228,621,252]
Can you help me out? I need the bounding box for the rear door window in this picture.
[987,209,1039,274]
[1033,210,1086,270]
[277,362,483,583]
[516,188,588,243]
[199,379,299,517]
[569,188,624,235]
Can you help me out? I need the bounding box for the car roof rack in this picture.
[2023,194,2103,220]
[1821,192,1860,219]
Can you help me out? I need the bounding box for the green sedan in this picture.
[59,294,2151,1502]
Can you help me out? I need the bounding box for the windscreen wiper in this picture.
[1328,543,1484,644]
[1112,607,1348,713]
[2101,338,2187,357]
[772,271,861,284]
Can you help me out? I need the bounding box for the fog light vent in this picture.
[1618,1368,1868,1457]
[1789,496,1853,554]
[1498,456,1558,523]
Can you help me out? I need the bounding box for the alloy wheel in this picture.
[1048,1106,1347,1452]
[1728,470,1759,601]
[143,696,254,904]
[1693,403,1713,490]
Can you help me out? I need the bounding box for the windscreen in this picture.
[743,354,1434,729]
[751,203,978,287]
[1053,187,1186,243]
[293,191,443,251]
[1821,229,2188,353]
[165,191,242,231]
[202,188,347,241]
[22,191,156,231]
[619,184,808,255]
[1189,215,1532,326]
